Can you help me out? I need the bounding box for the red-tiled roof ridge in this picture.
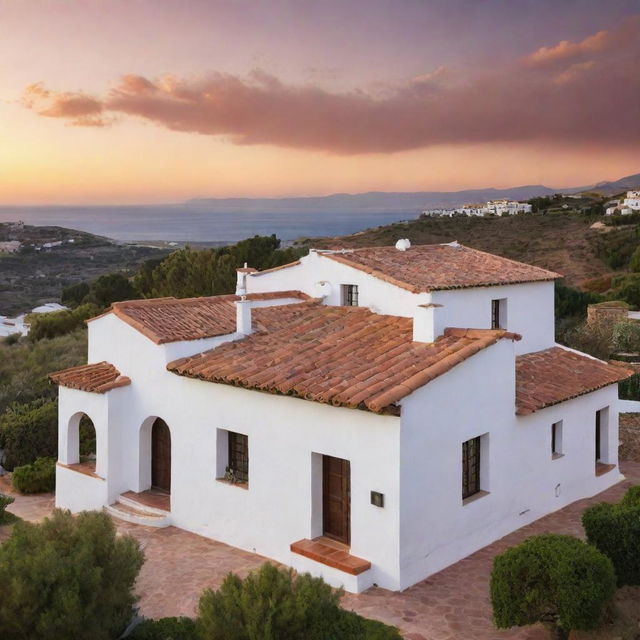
[50,361,130,394]
[166,303,520,415]
[86,290,311,344]
[444,327,522,342]
[516,346,634,415]
[316,243,561,293]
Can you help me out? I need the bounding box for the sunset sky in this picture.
[1,0,639,204]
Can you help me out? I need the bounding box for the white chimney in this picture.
[236,299,253,335]
[413,303,444,343]
[235,263,256,296]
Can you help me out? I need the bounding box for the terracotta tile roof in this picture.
[168,304,519,414]
[88,291,309,344]
[315,244,561,293]
[49,362,131,394]
[516,347,633,415]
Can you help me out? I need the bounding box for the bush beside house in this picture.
[491,534,616,639]
[11,457,56,493]
[0,398,58,471]
[197,563,401,640]
[583,486,640,586]
[0,509,144,640]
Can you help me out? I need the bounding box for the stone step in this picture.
[105,502,171,528]
[118,492,170,516]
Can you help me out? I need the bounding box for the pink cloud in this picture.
[525,15,640,67]
[21,18,640,154]
[22,82,110,126]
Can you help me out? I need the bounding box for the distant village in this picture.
[605,191,640,216]
[422,190,640,219]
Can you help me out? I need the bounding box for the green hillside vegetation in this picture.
[0,223,169,316]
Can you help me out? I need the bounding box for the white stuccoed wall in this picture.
[398,340,620,589]
[59,315,401,592]
[246,251,429,317]
[245,251,555,354]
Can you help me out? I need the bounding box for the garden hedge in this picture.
[583,485,640,586]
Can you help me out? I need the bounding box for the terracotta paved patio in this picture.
[3,463,640,639]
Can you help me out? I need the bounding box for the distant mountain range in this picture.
[565,172,640,196]
[187,172,640,215]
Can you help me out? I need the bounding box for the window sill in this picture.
[595,462,616,477]
[552,453,564,460]
[462,490,490,506]
[216,477,249,490]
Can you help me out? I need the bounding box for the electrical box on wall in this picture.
[370,491,384,507]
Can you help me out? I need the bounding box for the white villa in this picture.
[423,199,532,218]
[51,241,631,593]
[605,191,640,216]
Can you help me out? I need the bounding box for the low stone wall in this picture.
[620,413,640,462]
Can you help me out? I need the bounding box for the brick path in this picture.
[3,463,640,639]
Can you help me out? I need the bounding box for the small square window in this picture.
[341,284,359,306]
[551,421,563,458]
[216,429,249,486]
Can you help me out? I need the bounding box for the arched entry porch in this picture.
[133,416,172,513]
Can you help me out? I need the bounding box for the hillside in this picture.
[309,212,636,286]
[0,223,169,316]
[567,172,640,197]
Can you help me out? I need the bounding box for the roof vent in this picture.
[395,238,411,251]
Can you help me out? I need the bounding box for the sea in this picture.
[0,205,419,244]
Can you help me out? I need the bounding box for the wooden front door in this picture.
[323,455,350,545]
[151,418,171,493]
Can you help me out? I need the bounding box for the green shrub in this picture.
[490,534,615,639]
[3,333,21,346]
[128,617,198,640]
[612,320,640,353]
[583,486,640,586]
[0,493,15,524]
[0,398,58,470]
[0,328,86,416]
[0,509,144,640]
[619,373,640,400]
[12,457,56,493]
[28,303,100,341]
[197,563,401,640]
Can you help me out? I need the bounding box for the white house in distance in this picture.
[423,199,532,217]
[51,241,631,594]
[605,191,640,216]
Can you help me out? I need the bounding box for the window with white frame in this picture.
[341,284,359,306]
[595,407,609,464]
[491,298,507,330]
[216,428,249,486]
[551,421,563,458]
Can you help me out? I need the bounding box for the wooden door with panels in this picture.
[322,455,351,545]
[151,418,171,493]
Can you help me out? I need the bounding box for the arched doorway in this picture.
[151,418,171,493]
